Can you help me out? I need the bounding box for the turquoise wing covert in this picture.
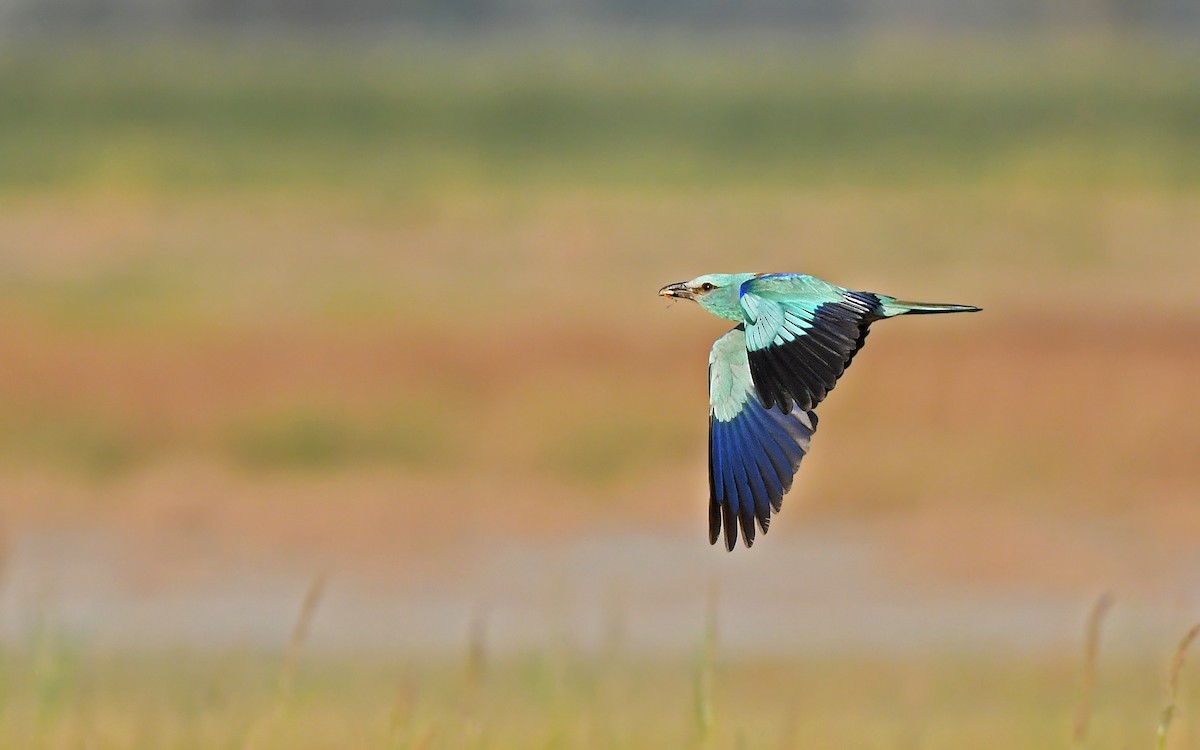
[708,326,817,550]
[739,274,882,413]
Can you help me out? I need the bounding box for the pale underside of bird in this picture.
[659,272,980,551]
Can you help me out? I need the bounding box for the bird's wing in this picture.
[739,274,880,413]
[709,326,818,550]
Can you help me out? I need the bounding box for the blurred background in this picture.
[1,2,1199,747]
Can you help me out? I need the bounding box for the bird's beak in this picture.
[658,281,694,300]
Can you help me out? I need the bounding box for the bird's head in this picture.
[658,273,756,322]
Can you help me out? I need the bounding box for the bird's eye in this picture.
[699,283,716,292]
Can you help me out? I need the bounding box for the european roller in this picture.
[659,273,979,550]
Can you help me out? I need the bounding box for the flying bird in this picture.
[659,273,979,550]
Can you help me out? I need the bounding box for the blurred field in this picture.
[2,40,1199,190]
[2,38,1199,747]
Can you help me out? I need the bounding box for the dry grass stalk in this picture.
[693,577,718,745]
[1072,592,1113,745]
[1157,622,1200,750]
[278,570,329,700]
[466,605,488,694]
[603,583,627,666]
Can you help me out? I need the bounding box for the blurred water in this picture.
[4,526,1197,658]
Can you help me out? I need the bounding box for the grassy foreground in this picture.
[7,590,1197,750]
[5,644,1192,749]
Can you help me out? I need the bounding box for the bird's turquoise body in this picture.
[659,272,979,550]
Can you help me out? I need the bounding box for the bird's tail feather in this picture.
[877,298,981,317]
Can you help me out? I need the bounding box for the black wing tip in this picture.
[709,501,774,550]
[721,502,737,551]
[740,511,756,547]
[712,493,768,551]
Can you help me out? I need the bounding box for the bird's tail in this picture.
[876,297,981,318]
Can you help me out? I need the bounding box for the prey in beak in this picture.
[658,281,695,301]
